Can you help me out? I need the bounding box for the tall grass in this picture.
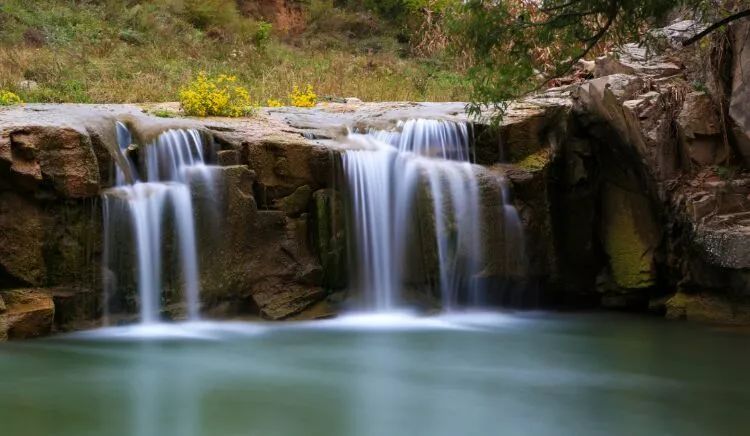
[0,0,469,104]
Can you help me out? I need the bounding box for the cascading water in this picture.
[344,119,497,312]
[102,124,213,324]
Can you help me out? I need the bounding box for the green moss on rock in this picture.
[601,183,659,289]
[517,148,552,172]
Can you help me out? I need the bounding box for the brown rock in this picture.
[0,191,46,286]
[1,289,55,339]
[0,126,100,198]
[275,184,312,217]
[251,279,326,320]
[245,137,336,203]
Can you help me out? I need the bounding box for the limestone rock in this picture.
[1,289,54,339]
[652,20,704,49]
[677,92,724,166]
[594,44,682,79]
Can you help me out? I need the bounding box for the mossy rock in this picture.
[517,148,552,172]
[601,183,659,289]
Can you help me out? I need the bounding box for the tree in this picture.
[456,0,743,121]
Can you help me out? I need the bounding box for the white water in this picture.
[102,125,213,324]
[344,119,510,312]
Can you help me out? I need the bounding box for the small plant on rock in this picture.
[0,90,22,106]
[266,98,284,107]
[179,72,254,117]
[289,85,318,108]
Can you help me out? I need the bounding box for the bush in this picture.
[266,98,283,107]
[179,0,240,30]
[179,72,254,117]
[289,84,317,108]
[0,90,22,105]
[254,21,272,48]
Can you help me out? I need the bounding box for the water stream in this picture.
[102,125,214,324]
[343,119,521,311]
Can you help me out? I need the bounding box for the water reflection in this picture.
[1,313,749,436]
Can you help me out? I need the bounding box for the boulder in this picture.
[594,44,682,79]
[1,288,54,339]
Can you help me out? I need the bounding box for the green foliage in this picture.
[254,21,273,48]
[0,0,470,103]
[150,108,178,118]
[717,165,738,181]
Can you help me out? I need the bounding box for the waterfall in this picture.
[344,119,492,312]
[102,124,213,324]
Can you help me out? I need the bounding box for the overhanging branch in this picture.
[682,9,750,47]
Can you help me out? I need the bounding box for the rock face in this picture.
[728,20,750,164]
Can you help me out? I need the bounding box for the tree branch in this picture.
[682,9,750,47]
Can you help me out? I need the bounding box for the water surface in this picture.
[1,312,748,436]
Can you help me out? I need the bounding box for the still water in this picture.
[1,312,748,436]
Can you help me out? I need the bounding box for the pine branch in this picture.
[682,9,750,47]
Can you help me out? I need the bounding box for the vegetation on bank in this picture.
[0,0,470,104]
[0,0,744,113]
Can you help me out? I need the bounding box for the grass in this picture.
[0,0,470,105]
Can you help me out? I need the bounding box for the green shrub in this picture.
[254,21,272,48]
